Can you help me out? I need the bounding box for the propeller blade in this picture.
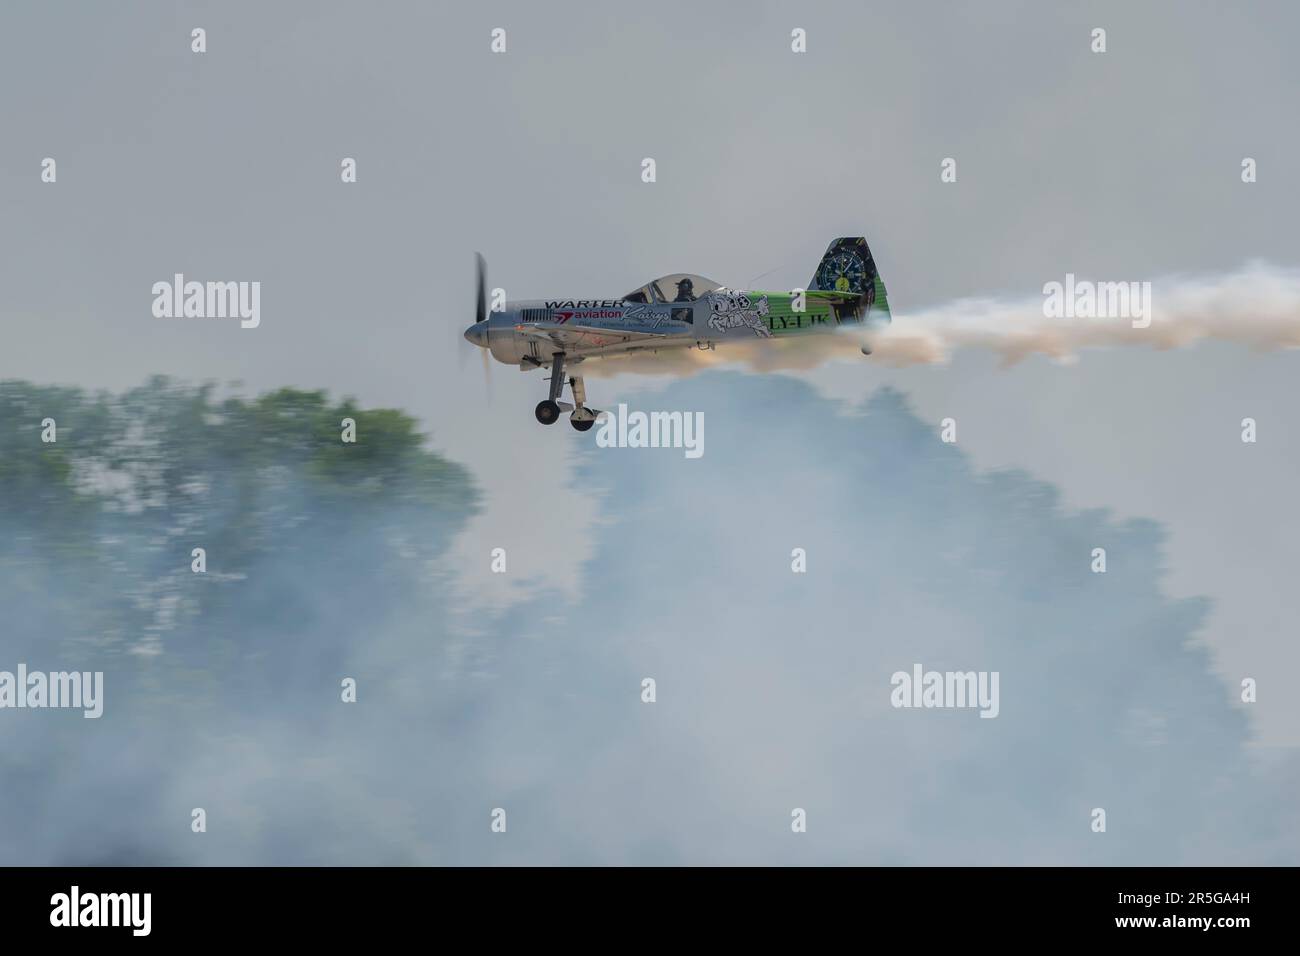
[470,252,492,400]
[475,252,487,325]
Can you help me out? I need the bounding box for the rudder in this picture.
[809,236,890,324]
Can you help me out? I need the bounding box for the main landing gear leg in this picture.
[534,353,566,425]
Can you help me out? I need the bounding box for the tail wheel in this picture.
[535,400,561,425]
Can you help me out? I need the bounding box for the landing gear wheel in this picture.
[535,400,561,425]
[571,415,595,432]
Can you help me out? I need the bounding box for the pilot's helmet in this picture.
[676,278,694,293]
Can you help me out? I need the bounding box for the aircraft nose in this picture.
[464,322,486,347]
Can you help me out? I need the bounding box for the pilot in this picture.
[673,277,695,302]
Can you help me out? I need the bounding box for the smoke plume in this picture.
[582,263,1300,377]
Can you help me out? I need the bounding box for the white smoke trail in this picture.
[581,262,1300,378]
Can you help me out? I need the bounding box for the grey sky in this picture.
[2,1,1299,862]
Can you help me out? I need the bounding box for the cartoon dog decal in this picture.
[708,292,772,337]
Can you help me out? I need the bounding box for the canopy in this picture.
[622,273,723,304]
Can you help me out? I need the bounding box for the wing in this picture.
[515,323,677,352]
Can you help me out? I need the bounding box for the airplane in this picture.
[463,236,891,429]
